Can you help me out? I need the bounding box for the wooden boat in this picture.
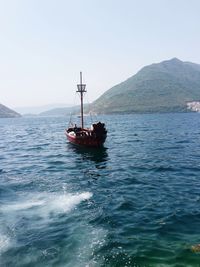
[65,72,107,147]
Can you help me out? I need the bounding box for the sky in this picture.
[1,0,200,109]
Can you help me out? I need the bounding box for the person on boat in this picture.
[74,124,78,133]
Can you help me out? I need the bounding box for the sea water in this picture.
[1,113,200,266]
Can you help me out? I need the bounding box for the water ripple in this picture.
[1,114,200,266]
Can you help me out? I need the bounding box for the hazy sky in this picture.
[1,0,200,108]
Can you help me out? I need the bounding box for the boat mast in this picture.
[77,72,86,129]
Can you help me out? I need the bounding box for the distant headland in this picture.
[0,104,21,118]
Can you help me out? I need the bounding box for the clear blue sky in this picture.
[1,0,200,108]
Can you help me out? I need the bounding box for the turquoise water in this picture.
[1,113,200,266]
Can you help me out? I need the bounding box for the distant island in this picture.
[0,103,21,118]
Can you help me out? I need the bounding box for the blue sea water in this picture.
[1,113,200,267]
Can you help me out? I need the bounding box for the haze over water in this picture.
[1,113,200,266]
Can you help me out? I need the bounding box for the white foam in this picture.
[70,227,107,267]
[0,191,93,217]
[1,200,44,211]
[0,190,94,263]
[0,234,10,254]
[48,192,93,213]
[38,191,93,218]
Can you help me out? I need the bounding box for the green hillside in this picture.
[92,58,200,113]
[0,104,21,118]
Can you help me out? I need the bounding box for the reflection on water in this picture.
[68,143,108,165]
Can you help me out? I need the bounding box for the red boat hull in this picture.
[65,130,106,147]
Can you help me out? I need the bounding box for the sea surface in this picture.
[1,113,200,267]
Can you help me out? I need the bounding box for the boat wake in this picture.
[0,233,11,255]
[1,191,93,218]
[0,189,108,266]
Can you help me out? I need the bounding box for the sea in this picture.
[1,113,200,267]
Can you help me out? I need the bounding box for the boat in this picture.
[65,72,107,147]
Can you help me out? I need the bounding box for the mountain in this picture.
[0,104,21,118]
[14,103,73,115]
[39,105,83,116]
[39,106,75,116]
[91,58,200,113]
